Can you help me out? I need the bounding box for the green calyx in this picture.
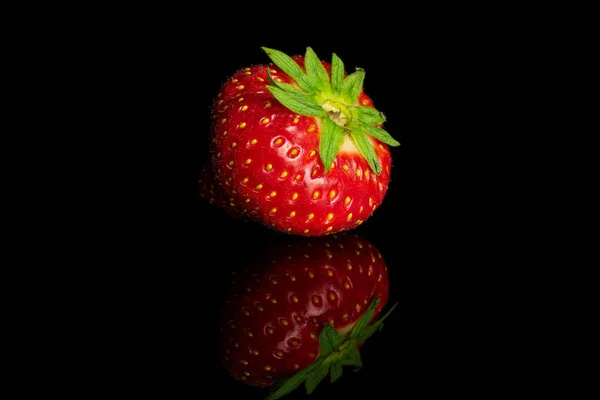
[265,297,398,400]
[261,47,400,175]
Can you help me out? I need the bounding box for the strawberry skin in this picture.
[218,233,395,396]
[207,47,400,236]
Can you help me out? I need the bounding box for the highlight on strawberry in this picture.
[218,233,397,399]
[204,46,400,236]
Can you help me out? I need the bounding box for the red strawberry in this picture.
[219,233,396,399]
[207,47,400,236]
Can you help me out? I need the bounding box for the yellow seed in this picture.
[347,213,353,221]
[312,191,320,200]
[342,165,349,171]
[232,78,238,83]
[326,226,333,231]
[231,142,237,148]
[293,117,299,123]
[295,315,302,322]
[279,171,288,178]
[291,192,299,201]
[270,298,277,303]
[295,174,302,181]
[269,191,277,197]
[379,182,384,190]
[265,101,271,107]
[347,263,352,270]
[241,105,248,111]
[308,150,316,157]
[236,85,244,90]
[286,227,292,232]
[327,213,334,221]
[281,319,288,326]
[244,371,250,376]
[291,295,298,303]
[260,117,270,124]
[242,177,249,183]
[344,196,351,206]
[245,158,252,165]
[244,310,250,316]
[250,139,257,144]
[289,274,296,281]
[267,327,274,334]
[270,207,277,214]
[312,296,319,304]
[239,122,247,128]
[356,169,362,178]
[221,118,227,124]
[308,271,314,278]
[307,213,314,220]
[256,183,263,190]
[218,99,223,105]
[294,364,300,370]
[307,124,316,132]
[223,131,228,136]
[327,269,333,277]
[359,206,364,213]
[289,148,299,156]
[342,313,349,320]
[264,365,272,371]
[228,161,234,166]
[344,281,350,289]
[290,339,298,346]
[241,360,248,365]
[289,211,296,218]
[310,333,316,339]
[303,229,309,233]
[329,292,336,301]
[265,164,272,171]
[356,303,361,312]
[275,350,283,357]
[257,306,264,311]
[365,169,370,179]
[274,138,283,146]
[247,332,253,337]
[271,279,277,285]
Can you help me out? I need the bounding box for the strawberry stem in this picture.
[264,297,397,400]
[261,46,400,174]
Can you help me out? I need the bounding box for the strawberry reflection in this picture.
[218,233,395,399]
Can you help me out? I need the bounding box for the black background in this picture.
[85,8,545,399]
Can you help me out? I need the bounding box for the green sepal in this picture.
[304,47,331,92]
[265,69,305,93]
[349,127,382,174]
[319,323,344,356]
[262,47,316,92]
[356,302,398,343]
[265,85,326,118]
[330,361,343,383]
[350,297,381,340]
[357,106,386,125]
[361,124,401,146]
[338,348,363,371]
[265,359,323,400]
[319,118,345,173]
[330,53,344,95]
[341,68,365,104]
[305,362,330,395]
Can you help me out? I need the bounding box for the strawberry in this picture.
[218,233,396,399]
[207,47,400,236]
